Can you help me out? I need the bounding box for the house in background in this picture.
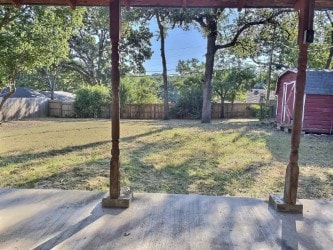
[246,89,276,103]
[276,70,333,134]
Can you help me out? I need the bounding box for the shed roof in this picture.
[276,69,333,95]
[42,91,75,101]
[305,70,333,95]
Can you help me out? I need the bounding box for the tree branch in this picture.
[0,84,16,116]
[194,16,207,29]
[215,10,289,51]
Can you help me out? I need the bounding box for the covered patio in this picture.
[0,1,333,247]
[1,0,331,211]
[0,188,332,249]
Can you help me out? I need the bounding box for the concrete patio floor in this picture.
[0,189,332,249]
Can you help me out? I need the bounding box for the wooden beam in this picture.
[283,0,315,206]
[294,0,301,10]
[0,0,332,9]
[10,0,21,8]
[182,0,187,10]
[109,0,121,200]
[125,0,131,10]
[237,0,246,11]
[67,0,76,10]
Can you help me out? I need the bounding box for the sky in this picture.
[143,20,206,75]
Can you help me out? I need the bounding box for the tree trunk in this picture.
[266,26,276,104]
[326,47,333,69]
[44,63,63,101]
[201,28,217,123]
[0,78,16,121]
[51,83,55,100]
[156,14,169,120]
[325,12,333,69]
[220,96,225,118]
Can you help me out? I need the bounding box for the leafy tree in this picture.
[171,8,288,123]
[311,10,333,69]
[0,6,83,112]
[121,76,161,105]
[124,8,187,120]
[324,11,333,69]
[212,59,256,118]
[65,7,153,86]
[240,10,333,75]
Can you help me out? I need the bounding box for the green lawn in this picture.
[0,118,332,200]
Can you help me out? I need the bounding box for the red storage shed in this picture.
[276,70,333,134]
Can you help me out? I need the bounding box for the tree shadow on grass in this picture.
[298,173,333,200]
[121,132,269,196]
[134,119,262,132]
[265,130,333,168]
[121,127,173,142]
[0,140,111,168]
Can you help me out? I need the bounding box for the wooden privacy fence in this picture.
[212,103,252,119]
[0,97,48,121]
[48,101,269,119]
[49,100,75,117]
[121,104,166,119]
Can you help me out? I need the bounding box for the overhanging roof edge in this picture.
[0,0,333,9]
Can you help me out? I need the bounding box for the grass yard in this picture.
[0,118,332,200]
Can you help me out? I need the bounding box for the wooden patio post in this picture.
[102,0,132,208]
[269,0,314,213]
[109,0,121,200]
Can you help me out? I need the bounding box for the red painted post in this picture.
[283,0,314,204]
[109,0,121,199]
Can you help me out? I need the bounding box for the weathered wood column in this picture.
[269,0,314,213]
[102,0,132,208]
[109,0,121,200]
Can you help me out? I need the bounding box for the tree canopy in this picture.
[0,5,84,113]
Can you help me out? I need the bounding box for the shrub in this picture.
[248,103,271,120]
[74,85,111,118]
[170,76,203,119]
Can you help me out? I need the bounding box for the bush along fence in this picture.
[48,100,276,119]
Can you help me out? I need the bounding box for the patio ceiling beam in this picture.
[182,0,187,9]
[0,0,332,9]
[124,0,131,10]
[66,0,76,9]
[10,0,21,8]
[237,0,246,11]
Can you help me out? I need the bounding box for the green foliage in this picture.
[0,6,83,87]
[121,76,161,105]
[74,85,111,118]
[170,59,204,119]
[66,7,153,86]
[248,103,272,120]
[213,57,256,104]
[170,76,203,119]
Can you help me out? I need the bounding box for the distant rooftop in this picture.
[9,87,46,98]
[42,91,75,102]
[246,89,275,103]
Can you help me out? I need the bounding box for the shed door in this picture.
[282,81,295,124]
